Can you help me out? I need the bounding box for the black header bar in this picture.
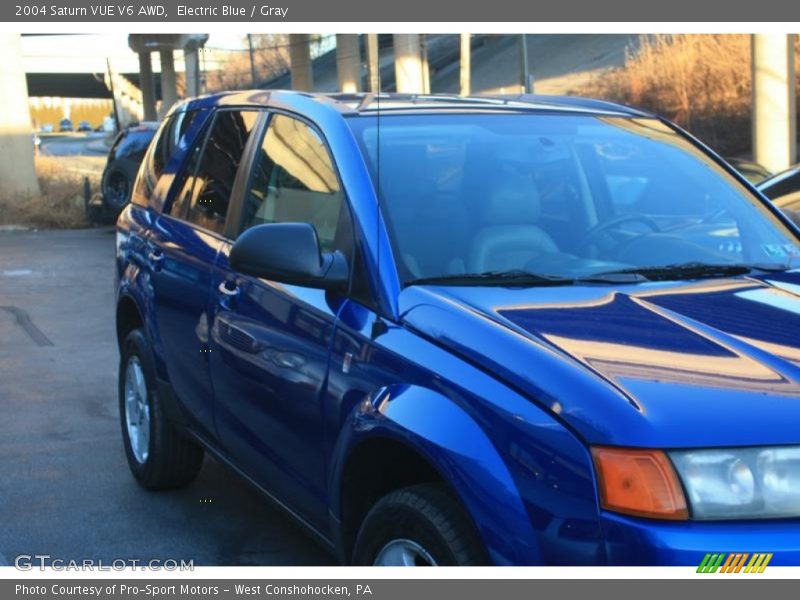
[4,0,799,22]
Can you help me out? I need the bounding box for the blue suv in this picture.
[116,91,800,566]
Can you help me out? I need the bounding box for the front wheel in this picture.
[352,484,487,566]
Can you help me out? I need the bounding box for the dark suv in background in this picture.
[100,122,159,218]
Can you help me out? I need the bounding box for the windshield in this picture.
[347,112,800,285]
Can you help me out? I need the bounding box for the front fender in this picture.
[329,383,542,565]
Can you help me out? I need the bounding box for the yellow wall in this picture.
[28,97,113,130]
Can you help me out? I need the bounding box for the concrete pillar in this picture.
[288,34,313,92]
[421,36,431,94]
[336,34,361,93]
[117,94,132,128]
[138,51,157,121]
[184,45,200,98]
[159,49,178,117]
[752,34,797,172]
[366,34,380,93]
[460,34,471,96]
[0,33,39,196]
[393,34,424,94]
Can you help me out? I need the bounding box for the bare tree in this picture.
[206,34,293,92]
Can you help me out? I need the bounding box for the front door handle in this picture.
[217,317,263,354]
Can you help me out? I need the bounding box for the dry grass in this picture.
[0,156,102,229]
[573,34,794,156]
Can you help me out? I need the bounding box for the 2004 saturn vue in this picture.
[115,91,800,566]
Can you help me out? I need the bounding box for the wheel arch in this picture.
[328,383,541,565]
[116,293,144,349]
[336,434,455,562]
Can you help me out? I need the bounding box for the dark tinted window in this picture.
[153,112,197,176]
[116,129,156,161]
[184,110,259,235]
[132,112,197,207]
[169,141,202,218]
[760,168,800,201]
[240,114,343,252]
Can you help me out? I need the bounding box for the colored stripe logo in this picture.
[697,552,772,573]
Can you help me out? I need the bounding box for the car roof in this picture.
[758,164,800,191]
[174,90,651,119]
[124,122,160,133]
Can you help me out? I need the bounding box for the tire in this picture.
[119,328,204,489]
[102,161,138,215]
[352,484,487,566]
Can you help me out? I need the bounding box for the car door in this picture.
[148,108,260,439]
[209,112,354,531]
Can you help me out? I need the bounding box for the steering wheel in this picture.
[699,206,728,225]
[574,213,661,255]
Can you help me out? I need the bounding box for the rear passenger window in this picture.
[152,110,197,179]
[131,112,196,207]
[169,142,202,218]
[184,110,259,234]
[240,114,343,251]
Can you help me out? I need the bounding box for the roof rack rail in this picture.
[486,93,647,116]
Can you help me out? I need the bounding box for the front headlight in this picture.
[670,446,800,520]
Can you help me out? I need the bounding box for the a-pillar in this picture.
[393,34,423,93]
[159,49,178,117]
[752,34,797,172]
[288,34,313,92]
[138,50,157,121]
[336,34,361,93]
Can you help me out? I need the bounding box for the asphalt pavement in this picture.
[0,228,335,567]
[38,132,108,157]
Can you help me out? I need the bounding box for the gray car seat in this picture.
[468,178,559,273]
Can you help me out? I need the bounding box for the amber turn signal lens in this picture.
[591,446,689,520]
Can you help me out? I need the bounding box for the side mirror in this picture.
[229,223,349,290]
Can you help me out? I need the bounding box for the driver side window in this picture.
[239,114,344,253]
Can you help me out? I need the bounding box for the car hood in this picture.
[399,272,800,448]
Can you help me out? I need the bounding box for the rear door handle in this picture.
[217,280,240,309]
[218,280,240,297]
[147,248,164,271]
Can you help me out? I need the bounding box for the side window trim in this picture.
[222,109,271,240]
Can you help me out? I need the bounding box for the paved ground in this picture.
[0,228,334,566]
[39,132,107,157]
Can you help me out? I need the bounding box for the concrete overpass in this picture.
[128,34,209,121]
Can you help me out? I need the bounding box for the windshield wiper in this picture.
[404,270,574,287]
[588,261,791,282]
[404,262,793,288]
